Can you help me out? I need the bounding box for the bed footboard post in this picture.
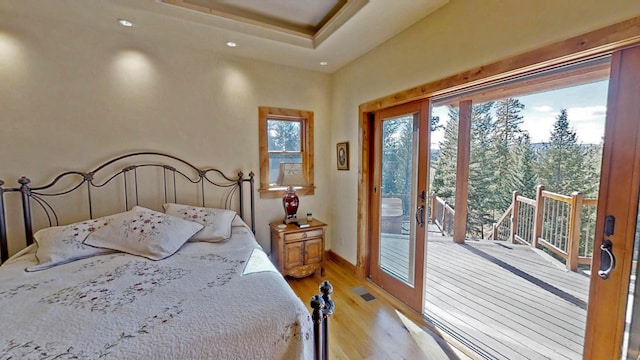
[18,177,34,246]
[238,171,255,233]
[320,281,334,360]
[310,294,325,360]
[237,171,244,225]
[248,171,255,233]
[0,179,8,263]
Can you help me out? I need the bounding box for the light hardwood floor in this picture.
[286,258,474,360]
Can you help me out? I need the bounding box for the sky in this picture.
[430,80,609,150]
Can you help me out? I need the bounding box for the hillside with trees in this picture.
[430,99,602,238]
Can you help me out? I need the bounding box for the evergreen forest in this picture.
[431,99,602,238]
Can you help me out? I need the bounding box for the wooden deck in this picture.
[379,224,590,360]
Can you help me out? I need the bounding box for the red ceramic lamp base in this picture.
[283,186,299,224]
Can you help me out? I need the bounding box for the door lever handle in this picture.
[416,205,425,228]
[598,240,615,280]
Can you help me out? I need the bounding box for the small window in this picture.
[259,107,314,198]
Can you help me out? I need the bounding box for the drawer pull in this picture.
[282,228,323,242]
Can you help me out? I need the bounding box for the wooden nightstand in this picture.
[270,219,327,278]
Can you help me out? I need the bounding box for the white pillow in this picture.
[26,215,117,272]
[84,206,203,260]
[163,203,237,242]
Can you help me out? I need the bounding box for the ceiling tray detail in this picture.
[161,0,369,48]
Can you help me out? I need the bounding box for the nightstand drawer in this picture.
[284,228,323,242]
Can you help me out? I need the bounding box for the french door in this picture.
[584,45,640,358]
[370,101,429,311]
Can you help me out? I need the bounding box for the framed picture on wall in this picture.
[336,142,349,170]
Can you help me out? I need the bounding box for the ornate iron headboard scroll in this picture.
[0,152,255,262]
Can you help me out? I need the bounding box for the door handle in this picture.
[597,240,615,280]
[416,205,425,228]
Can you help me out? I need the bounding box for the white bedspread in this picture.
[0,227,313,359]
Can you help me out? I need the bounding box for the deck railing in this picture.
[488,185,597,271]
[430,194,455,236]
[491,203,512,242]
[512,193,537,246]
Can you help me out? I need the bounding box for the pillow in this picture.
[26,215,117,272]
[84,206,203,260]
[163,203,237,242]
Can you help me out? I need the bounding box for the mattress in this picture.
[0,226,313,359]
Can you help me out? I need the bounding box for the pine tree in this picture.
[467,102,497,238]
[493,98,525,211]
[510,133,538,198]
[536,109,589,195]
[582,141,603,198]
[431,109,458,204]
[394,117,415,200]
[381,117,411,196]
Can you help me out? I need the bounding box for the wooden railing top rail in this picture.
[516,195,536,206]
[444,202,455,214]
[434,195,455,214]
[542,190,572,202]
[485,203,513,240]
[496,203,513,225]
[583,199,598,206]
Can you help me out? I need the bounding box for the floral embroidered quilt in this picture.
[0,226,313,359]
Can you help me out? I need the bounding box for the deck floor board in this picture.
[378,223,590,360]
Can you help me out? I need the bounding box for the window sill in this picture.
[258,185,316,199]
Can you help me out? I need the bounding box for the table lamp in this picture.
[277,163,306,223]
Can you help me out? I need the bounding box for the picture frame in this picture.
[336,142,349,170]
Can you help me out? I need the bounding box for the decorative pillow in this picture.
[163,203,237,242]
[26,215,117,272]
[231,215,246,228]
[84,206,203,260]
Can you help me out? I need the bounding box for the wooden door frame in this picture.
[368,100,429,311]
[582,45,640,359]
[356,16,640,280]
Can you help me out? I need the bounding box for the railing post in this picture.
[510,191,520,244]
[492,223,498,241]
[441,201,447,233]
[430,194,437,224]
[532,185,544,249]
[567,191,583,272]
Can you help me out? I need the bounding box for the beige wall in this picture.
[0,12,332,255]
[4,0,640,264]
[329,0,640,264]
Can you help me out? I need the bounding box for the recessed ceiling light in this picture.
[226,41,237,48]
[320,61,328,66]
[118,19,133,27]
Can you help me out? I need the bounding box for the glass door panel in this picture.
[622,203,640,359]
[379,114,419,285]
[425,59,610,359]
[370,100,429,312]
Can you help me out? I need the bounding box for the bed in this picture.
[0,152,333,360]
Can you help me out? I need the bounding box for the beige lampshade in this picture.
[276,162,307,186]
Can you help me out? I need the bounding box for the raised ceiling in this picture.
[162,0,367,48]
[0,0,449,73]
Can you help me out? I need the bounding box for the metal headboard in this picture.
[0,151,255,263]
